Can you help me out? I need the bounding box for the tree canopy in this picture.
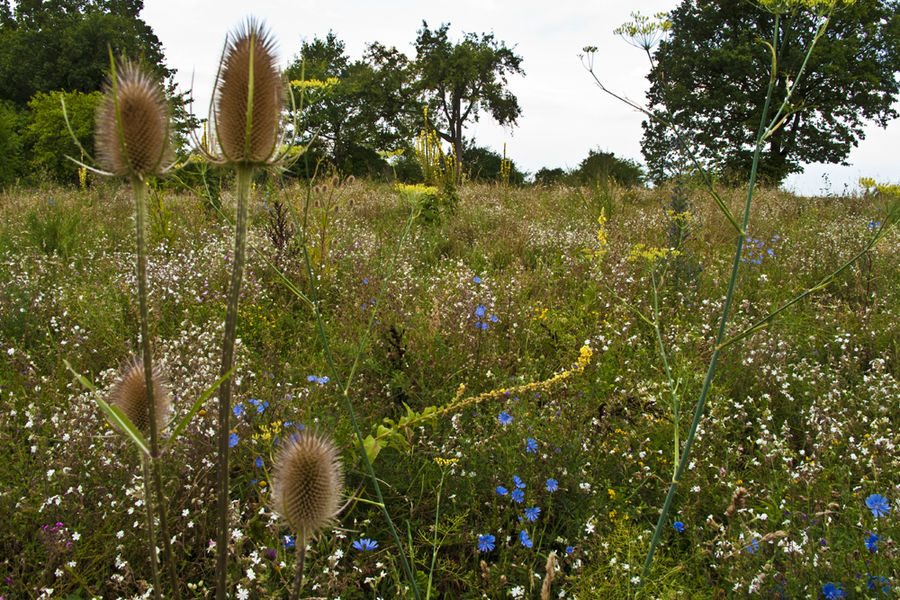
[413,22,524,181]
[641,0,900,184]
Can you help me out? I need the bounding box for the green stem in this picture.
[215,164,253,600]
[302,209,423,600]
[140,456,162,600]
[638,14,782,590]
[649,270,679,474]
[290,535,308,600]
[133,179,181,600]
[426,470,445,600]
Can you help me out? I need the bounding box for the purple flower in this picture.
[866,494,891,518]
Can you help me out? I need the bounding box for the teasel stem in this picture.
[290,535,308,600]
[133,178,182,600]
[140,456,162,600]
[215,163,253,599]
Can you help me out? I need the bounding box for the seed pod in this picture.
[108,357,171,435]
[272,431,343,540]
[96,61,172,178]
[214,19,283,164]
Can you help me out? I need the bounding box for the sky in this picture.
[141,0,900,196]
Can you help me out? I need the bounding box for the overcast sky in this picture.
[141,0,899,195]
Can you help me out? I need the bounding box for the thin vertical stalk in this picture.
[649,270,679,471]
[290,536,308,600]
[638,16,782,589]
[140,457,162,600]
[215,164,253,600]
[133,179,181,599]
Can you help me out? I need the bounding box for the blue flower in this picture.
[524,507,541,522]
[545,478,558,493]
[822,582,846,599]
[233,403,245,417]
[490,315,498,322]
[525,438,538,453]
[229,432,239,448]
[255,457,263,468]
[496,486,508,496]
[673,521,685,532]
[352,538,378,551]
[473,276,482,283]
[307,375,317,382]
[565,545,574,555]
[475,305,486,318]
[519,529,533,548]
[866,494,891,518]
[746,539,759,553]
[866,532,879,553]
[513,475,526,489]
[477,534,495,552]
[498,411,513,425]
[511,489,524,504]
[281,535,295,549]
[867,575,890,593]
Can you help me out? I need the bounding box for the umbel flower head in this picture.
[95,60,173,178]
[211,18,284,165]
[272,431,343,540]
[108,357,171,435]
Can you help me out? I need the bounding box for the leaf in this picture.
[363,434,382,463]
[166,367,234,448]
[63,359,96,393]
[95,395,150,457]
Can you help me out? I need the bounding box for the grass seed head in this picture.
[108,357,171,435]
[96,61,172,178]
[272,431,343,540]
[214,19,283,164]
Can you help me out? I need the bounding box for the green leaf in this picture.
[95,395,151,457]
[363,434,383,463]
[63,359,97,393]
[166,367,234,448]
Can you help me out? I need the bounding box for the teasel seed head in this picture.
[272,431,343,540]
[214,19,284,165]
[96,60,172,178]
[108,357,171,435]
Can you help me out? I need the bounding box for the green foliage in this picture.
[413,22,524,180]
[642,0,900,183]
[25,90,101,183]
[463,144,525,184]
[575,148,644,186]
[0,101,24,187]
[23,194,83,257]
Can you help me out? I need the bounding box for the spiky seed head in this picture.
[96,61,172,178]
[108,357,171,435]
[272,431,343,540]
[214,19,283,164]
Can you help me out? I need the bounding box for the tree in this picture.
[25,90,101,183]
[414,22,524,181]
[641,0,900,184]
[575,148,644,186]
[0,0,169,107]
[285,33,418,176]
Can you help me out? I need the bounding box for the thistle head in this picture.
[108,357,171,435]
[96,60,172,178]
[271,431,343,540]
[213,19,284,165]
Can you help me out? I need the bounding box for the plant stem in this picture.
[426,470,445,600]
[140,456,162,600]
[133,179,181,599]
[215,164,253,600]
[290,536,308,600]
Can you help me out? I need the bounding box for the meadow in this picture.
[0,175,897,599]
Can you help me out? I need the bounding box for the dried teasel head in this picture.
[108,357,171,435]
[96,60,172,178]
[271,431,343,540]
[213,19,284,165]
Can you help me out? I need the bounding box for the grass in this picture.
[0,178,897,599]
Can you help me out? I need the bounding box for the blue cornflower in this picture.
[475,305,486,318]
[866,494,891,518]
[498,411,513,425]
[673,521,685,532]
[473,276,482,283]
[352,538,378,551]
[867,575,890,592]
[233,403,245,417]
[565,546,574,555]
[282,535,295,549]
[255,457,263,468]
[511,489,524,504]
[524,507,541,522]
[229,432,239,448]
[822,582,846,599]
[866,532,879,553]
[490,315,498,322]
[307,375,317,382]
[545,478,558,493]
[525,438,538,453]
[477,534,495,552]
[496,486,508,496]
[519,529,533,548]
[746,538,759,553]
[476,321,488,330]
[513,475,526,489]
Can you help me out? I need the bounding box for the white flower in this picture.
[236,585,249,600]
